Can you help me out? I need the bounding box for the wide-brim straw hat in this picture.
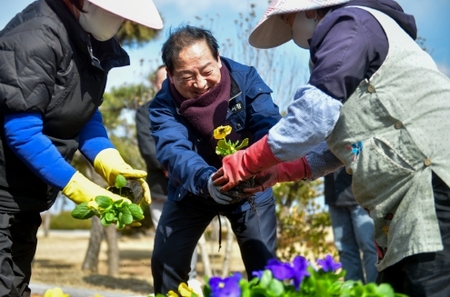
[87,0,163,29]
[249,0,349,49]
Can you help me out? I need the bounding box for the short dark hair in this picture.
[161,25,219,73]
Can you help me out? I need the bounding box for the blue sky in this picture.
[1,0,449,93]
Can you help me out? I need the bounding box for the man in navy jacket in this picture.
[149,25,282,294]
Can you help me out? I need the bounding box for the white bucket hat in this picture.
[249,0,349,49]
[87,0,163,29]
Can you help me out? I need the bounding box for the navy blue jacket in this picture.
[149,57,281,212]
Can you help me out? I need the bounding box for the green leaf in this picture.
[105,211,116,222]
[96,195,113,209]
[258,270,272,288]
[116,220,125,229]
[374,283,395,297]
[100,215,112,226]
[268,279,285,296]
[129,203,144,221]
[118,207,133,225]
[71,202,95,220]
[115,174,127,189]
[216,139,231,156]
[235,138,249,150]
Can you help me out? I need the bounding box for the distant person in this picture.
[0,0,162,295]
[324,168,378,283]
[136,65,200,282]
[136,65,168,230]
[149,25,281,294]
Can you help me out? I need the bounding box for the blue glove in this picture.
[207,174,234,205]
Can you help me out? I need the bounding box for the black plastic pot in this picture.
[107,179,144,204]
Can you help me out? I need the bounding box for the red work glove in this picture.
[243,156,311,195]
[212,135,280,192]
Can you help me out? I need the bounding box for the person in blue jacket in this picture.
[0,0,162,295]
[149,25,282,294]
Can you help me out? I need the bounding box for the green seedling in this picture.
[71,174,144,229]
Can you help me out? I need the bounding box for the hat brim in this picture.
[88,0,163,29]
[249,0,350,49]
[249,16,292,49]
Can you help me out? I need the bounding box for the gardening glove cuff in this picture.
[243,157,311,195]
[276,156,311,182]
[213,135,280,192]
[93,148,147,185]
[62,171,130,205]
[93,148,151,204]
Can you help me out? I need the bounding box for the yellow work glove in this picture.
[93,148,151,204]
[62,171,131,205]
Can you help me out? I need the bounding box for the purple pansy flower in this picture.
[292,256,310,290]
[317,254,342,273]
[209,272,242,297]
[251,270,264,279]
[265,258,295,281]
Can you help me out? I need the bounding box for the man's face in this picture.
[168,40,222,99]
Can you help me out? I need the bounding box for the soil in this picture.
[30,228,245,297]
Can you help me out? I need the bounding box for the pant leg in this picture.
[149,199,165,230]
[328,205,365,282]
[0,212,41,297]
[226,196,277,278]
[349,205,378,283]
[188,247,198,280]
[151,198,215,294]
[378,173,450,297]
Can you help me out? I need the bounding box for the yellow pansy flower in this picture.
[43,287,69,297]
[167,290,179,297]
[213,125,232,140]
[178,282,196,296]
[213,125,249,157]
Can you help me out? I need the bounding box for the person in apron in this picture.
[213,0,450,296]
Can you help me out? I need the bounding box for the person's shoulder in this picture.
[1,1,66,51]
[137,100,152,114]
[220,56,252,72]
[323,6,379,28]
[4,0,63,33]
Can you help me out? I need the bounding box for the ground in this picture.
[30,229,245,297]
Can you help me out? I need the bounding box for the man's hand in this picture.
[207,174,235,205]
[211,150,252,192]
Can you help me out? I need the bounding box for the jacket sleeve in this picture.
[4,113,76,189]
[268,84,342,162]
[149,92,216,198]
[78,109,114,163]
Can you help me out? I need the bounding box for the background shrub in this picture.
[49,211,92,230]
